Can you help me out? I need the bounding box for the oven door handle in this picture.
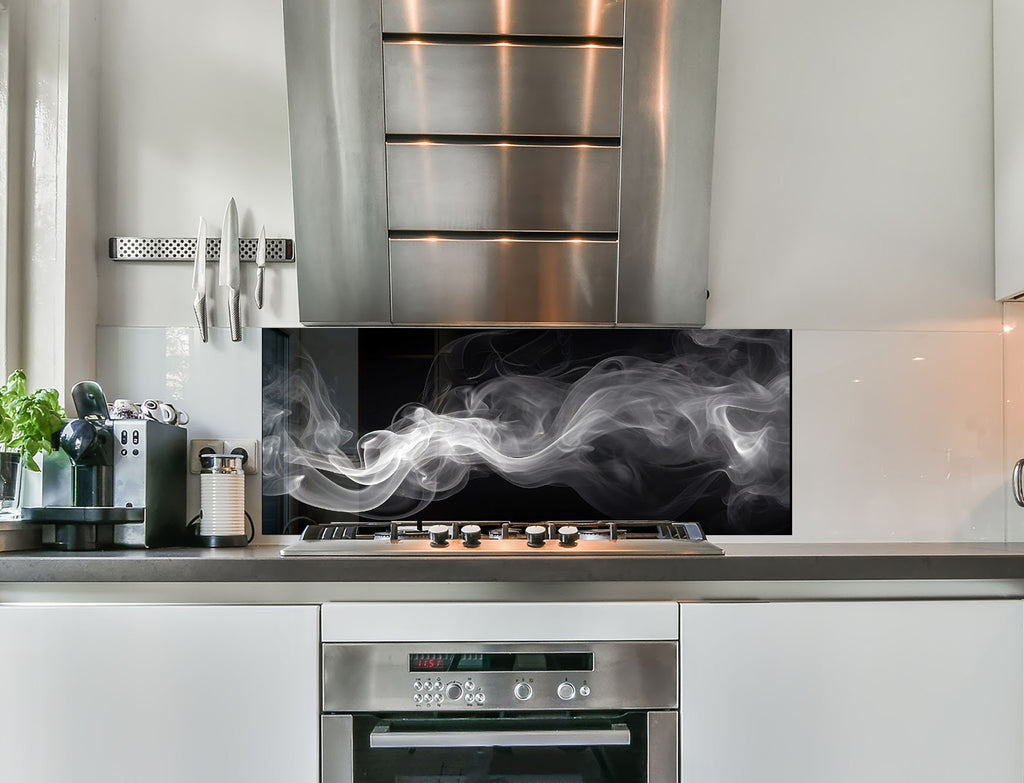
[369,723,632,749]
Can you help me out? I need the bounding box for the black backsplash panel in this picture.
[262,329,792,535]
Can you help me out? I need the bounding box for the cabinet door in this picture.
[680,601,1023,783]
[0,604,319,783]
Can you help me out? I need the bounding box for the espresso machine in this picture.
[22,381,187,550]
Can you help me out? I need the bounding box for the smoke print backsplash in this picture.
[262,329,792,535]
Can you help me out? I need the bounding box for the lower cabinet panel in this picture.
[679,600,1023,783]
[0,604,319,783]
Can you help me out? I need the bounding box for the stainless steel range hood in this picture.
[283,0,721,326]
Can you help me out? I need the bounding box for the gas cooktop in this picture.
[280,520,723,557]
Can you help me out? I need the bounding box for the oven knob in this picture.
[525,525,547,548]
[557,682,576,701]
[413,694,422,705]
[474,692,486,705]
[413,680,423,691]
[446,682,464,701]
[465,680,475,691]
[579,685,591,697]
[513,682,533,701]
[428,524,450,547]
[461,524,482,548]
[557,525,579,547]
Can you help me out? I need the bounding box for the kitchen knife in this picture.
[254,224,266,310]
[219,197,241,342]
[192,216,209,342]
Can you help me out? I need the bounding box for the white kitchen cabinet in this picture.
[996,0,1024,299]
[679,601,1023,783]
[0,604,319,783]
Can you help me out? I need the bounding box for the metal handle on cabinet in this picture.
[1014,459,1024,507]
[369,723,631,749]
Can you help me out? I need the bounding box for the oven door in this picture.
[323,711,677,783]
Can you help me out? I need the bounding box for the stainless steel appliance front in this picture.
[284,0,722,327]
[321,641,678,782]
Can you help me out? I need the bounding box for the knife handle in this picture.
[193,294,209,343]
[229,289,241,342]
[255,267,265,310]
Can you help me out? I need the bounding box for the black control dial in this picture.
[461,524,482,548]
[557,525,579,547]
[428,524,450,547]
[525,524,547,548]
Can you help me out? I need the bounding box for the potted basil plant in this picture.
[0,370,65,514]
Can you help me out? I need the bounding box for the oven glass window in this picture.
[350,713,648,782]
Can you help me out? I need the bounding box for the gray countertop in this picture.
[3,542,1024,584]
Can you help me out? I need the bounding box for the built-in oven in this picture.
[321,640,678,783]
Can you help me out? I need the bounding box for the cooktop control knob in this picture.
[525,525,547,548]
[557,525,579,547]
[557,682,576,701]
[461,524,482,548]
[428,524,450,547]
[513,682,533,701]
[445,682,464,702]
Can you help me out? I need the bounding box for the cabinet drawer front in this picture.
[386,143,621,232]
[382,0,625,37]
[384,42,623,137]
[390,238,617,324]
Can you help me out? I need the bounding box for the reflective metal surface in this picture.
[321,715,354,783]
[284,535,722,557]
[384,42,623,137]
[647,712,678,783]
[386,143,621,231]
[283,0,391,324]
[323,641,678,712]
[390,238,617,324]
[382,0,625,37]
[369,724,631,748]
[617,0,722,325]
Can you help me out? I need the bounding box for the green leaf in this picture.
[0,370,65,471]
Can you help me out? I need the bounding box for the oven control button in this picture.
[428,524,450,547]
[474,692,486,705]
[465,694,474,705]
[445,682,464,701]
[579,685,591,697]
[465,680,476,691]
[513,682,533,701]
[413,694,422,705]
[434,693,443,704]
[525,525,547,548]
[461,524,482,548]
[557,525,579,547]
[557,682,576,701]
[413,680,424,691]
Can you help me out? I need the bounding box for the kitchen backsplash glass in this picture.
[261,329,792,535]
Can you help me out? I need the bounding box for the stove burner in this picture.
[282,519,722,556]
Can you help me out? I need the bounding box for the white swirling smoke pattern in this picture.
[262,332,791,523]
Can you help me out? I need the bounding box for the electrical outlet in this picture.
[223,438,260,475]
[189,439,224,474]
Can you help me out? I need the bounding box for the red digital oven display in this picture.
[410,654,455,672]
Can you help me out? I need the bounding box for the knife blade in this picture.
[192,217,209,342]
[219,197,241,342]
[254,224,266,310]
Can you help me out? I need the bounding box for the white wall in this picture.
[92,0,1004,542]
